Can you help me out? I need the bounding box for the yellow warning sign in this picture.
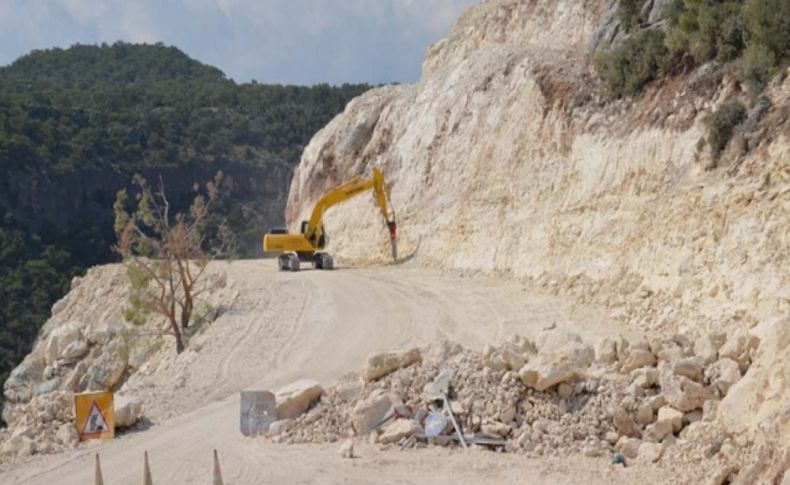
[74,391,114,441]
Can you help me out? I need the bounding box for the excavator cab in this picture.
[300,221,327,249]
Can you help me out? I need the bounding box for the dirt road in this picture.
[2,261,672,484]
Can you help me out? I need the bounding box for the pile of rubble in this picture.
[265,328,758,465]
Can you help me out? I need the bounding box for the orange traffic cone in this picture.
[142,450,153,485]
[94,453,104,485]
[212,449,224,485]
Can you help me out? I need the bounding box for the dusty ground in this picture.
[1,260,679,484]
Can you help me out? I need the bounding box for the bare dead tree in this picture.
[113,172,225,354]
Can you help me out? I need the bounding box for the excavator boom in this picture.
[263,168,397,271]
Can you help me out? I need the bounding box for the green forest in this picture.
[0,42,370,419]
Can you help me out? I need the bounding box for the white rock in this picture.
[658,363,713,411]
[339,439,354,458]
[693,334,719,365]
[378,419,421,444]
[60,341,89,361]
[644,419,673,442]
[613,409,641,438]
[268,419,293,436]
[351,390,394,435]
[621,349,657,373]
[638,441,663,463]
[615,436,641,459]
[595,337,617,364]
[364,348,421,381]
[702,400,719,422]
[56,423,79,447]
[275,379,323,419]
[672,357,704,381]
[631,367,659,388]
[44,323,82,366]
[646,394,666,411]
[635,403,654,425]
[705,358,741,397]
[557,383,574,399]
[657,406,684,433]
[518,341,594,391]
[114,394,143,428]
[2,434,36,457]
[481,421,511,438]
[718,329,759,372]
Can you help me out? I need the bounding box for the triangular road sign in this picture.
[82,401,110,436]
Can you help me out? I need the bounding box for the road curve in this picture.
[1,260,647,485]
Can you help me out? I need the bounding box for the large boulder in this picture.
[518,331,594,391]
[351,390,395,435]
[378,419,421,444]
[44,322,83,366]
[658,363,713,412]
[275,379,323,419]
[114,394,143,428]
[718,329,759,372]
[364,348,421,382]
[84,349,127,390]
[705,358,742,397]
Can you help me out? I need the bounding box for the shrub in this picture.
[743,0,790,64]
[595,29,670,97]
[617,0,643,32]
[709,101,747,156]
[741,42,776,85]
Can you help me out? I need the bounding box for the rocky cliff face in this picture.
[287,0,789,478]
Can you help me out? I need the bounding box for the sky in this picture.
[0,0,479,85]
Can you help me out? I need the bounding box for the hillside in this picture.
[1,1,789,483]
[0,42,369,420]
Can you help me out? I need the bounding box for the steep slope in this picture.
[286,0,789,479]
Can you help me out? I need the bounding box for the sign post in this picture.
[75,391,115,441]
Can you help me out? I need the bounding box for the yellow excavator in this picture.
[263,168,397,271]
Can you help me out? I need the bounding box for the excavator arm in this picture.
[263,168,397,271]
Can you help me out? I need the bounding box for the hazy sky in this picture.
[0,0,478,85]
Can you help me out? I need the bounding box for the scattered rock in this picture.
[635,402,654,425]
[275,380,323,419]
[44,323,82,366]
[56,423,79,447]
[378,419,421,444]
[693,334,719,365]
[621,349,656,373]
[616,437,641,459]
[268,419,294,436]
[518,339,594,391]
[60,341,89,361]
[351,390,395,435]
[631,367,659,388]
[705,358,741,397]
[657,406,684,433]
[595,337,617,364]
[658,363,713,411]
[638,441,663,463]
[644,419,673,442]
[339,439,354,458]
[718,330,759,372]
[613,409,641,438]
[364,348,422,381]
[672,357,704,381]
[114,394,143,428]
